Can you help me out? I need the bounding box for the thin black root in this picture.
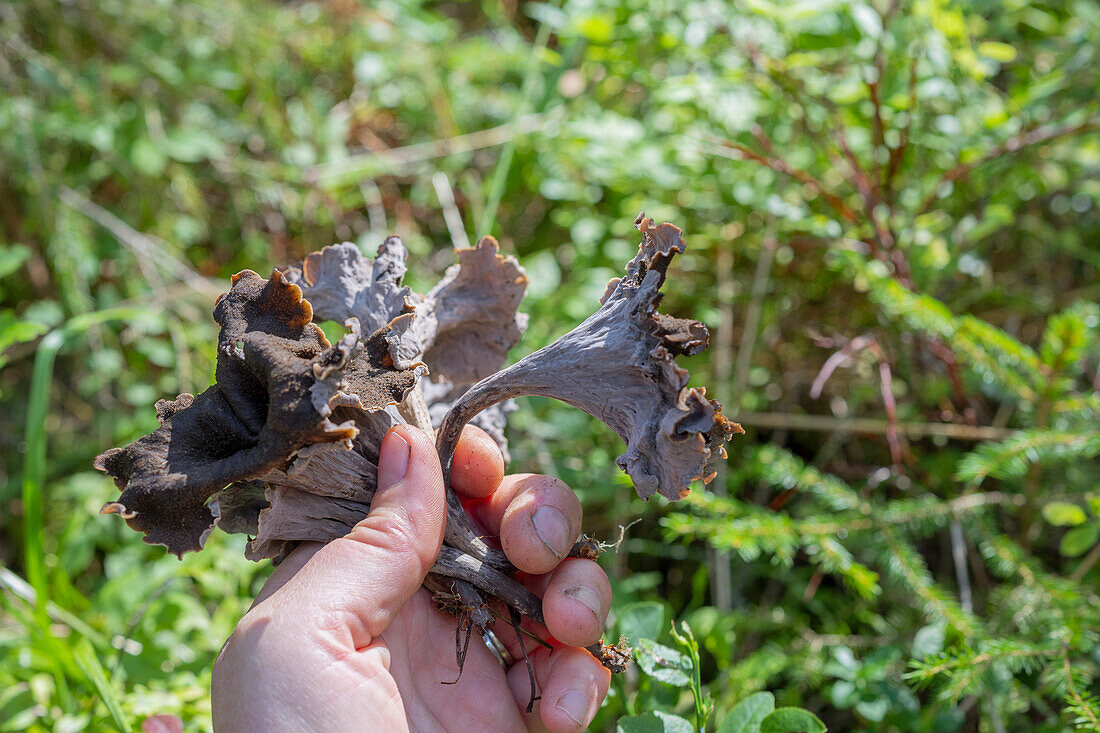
[488,605,553,652]
[431,577,492,686]
[444,613,476,685]
[509,606,540,713]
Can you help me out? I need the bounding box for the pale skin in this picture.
[212,425,613,732]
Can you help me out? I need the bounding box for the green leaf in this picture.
[1060,524,1100,557]
[978,41,1017,63]
[0,311,49,372]
[855,696,889,723]
[573,11,615,44]
[850,4,883,38]
[131,137,168,176]
[760,708,827,733]
[617,711,695,733]
[718,692,775,733]
[1043,502,1087,526]
[166,129,223,163]
[830,680,857,708]
[1086,494,1100,519]
[830,646,858,674]
[634,638,692,687]
[912,624,946,660]
[72,637,132,732]
[618,601,667,644]
[0,244,30,279]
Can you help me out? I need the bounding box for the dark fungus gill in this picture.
[96,213,741,683]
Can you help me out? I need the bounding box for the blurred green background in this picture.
[2,0,1099,730]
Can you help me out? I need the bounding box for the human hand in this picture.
[211,424,613,732]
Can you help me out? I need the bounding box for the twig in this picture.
[1069,535,1100,582]
[797,631,890,652]
[586,638,631,673]
[443,613,474,685]
[304,112,551,183]
[0,566,110,647]
[58,187,219,388]
[432,545,545,625]
[919,120,1100,214]
[732,238,776,397]
[567,520,642,561]
[432,171,470,250]
[699,135,857,224]
[1020,374,1055,547]
[110,577,174,674]
[478,19,553,237]
[358,179,388,240]
[810,334,875,399]
[510,606,540,713]
[950,520,973,614]
[865,338,905,469]
[734,411,1019,441]
[926,337,970,417]
[883,54,918,195]
[867,0,901,185]
[57,187,222,300]
[833,118,916,285]
[708,231,744,611]
[691,491,1020,539]
[718,233,776,610]
[831,120,879,214]
[1064,647,1100,731]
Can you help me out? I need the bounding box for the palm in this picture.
[371,589,532,731]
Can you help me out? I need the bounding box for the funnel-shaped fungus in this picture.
[96,213,739,681]
[435,214,741,500]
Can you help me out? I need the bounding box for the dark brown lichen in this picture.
[96,269,422,557]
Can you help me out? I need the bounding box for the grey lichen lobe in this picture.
[390,236,529,385]
[283,237,414,334]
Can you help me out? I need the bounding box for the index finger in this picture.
[449,424,506,499]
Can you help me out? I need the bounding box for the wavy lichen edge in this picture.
[436,213,742,502]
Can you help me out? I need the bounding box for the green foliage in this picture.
[759,709,827,733]
[624,620,823,732]
[717,693,774,733]
[618,710,696,733]
[2,0,1099,730]
[1043,496,1100,558]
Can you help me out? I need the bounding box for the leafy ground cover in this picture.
[2,0,1098,730]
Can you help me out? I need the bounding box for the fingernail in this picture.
[563,585,603,622]
[555,690,588,727]
[378,430,410,488]
[532,505,572,559]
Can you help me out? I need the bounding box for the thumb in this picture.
[278,425,447,647]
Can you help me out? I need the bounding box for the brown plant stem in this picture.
[918,120,1100,214]
[1019,395,1053,548]
[705,135,857,224]
[1070,539,1100,582]
[735,411,1018,441]
[431,545,545,624]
